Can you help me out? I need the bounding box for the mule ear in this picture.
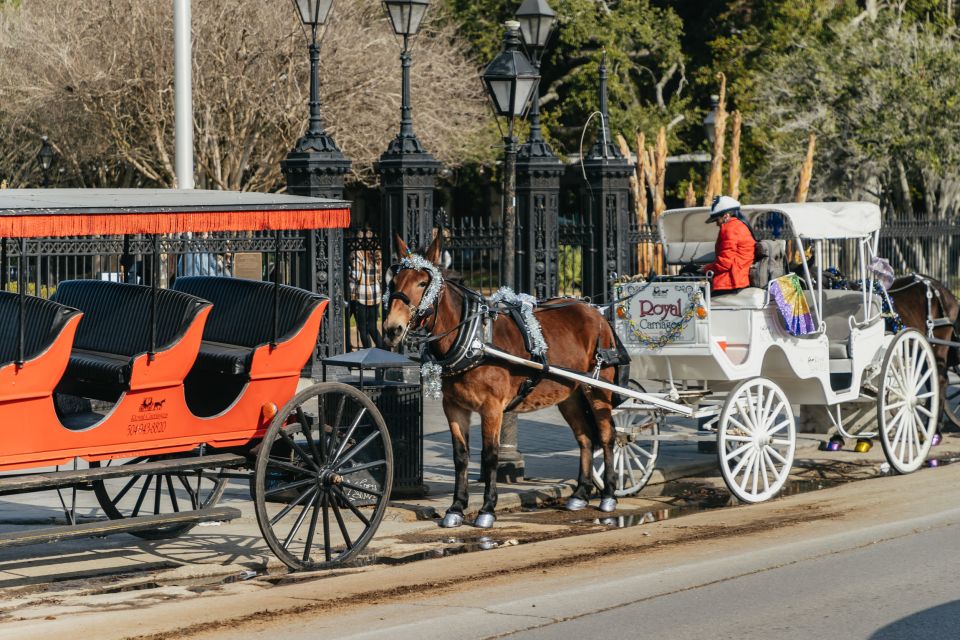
[394,233,410,259]
[424,229,442,266]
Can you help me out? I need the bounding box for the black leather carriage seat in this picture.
[171,277,325,376]
[0,292,81,368]
[51,280,210,396]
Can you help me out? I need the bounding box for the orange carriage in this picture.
[0,189,392,570]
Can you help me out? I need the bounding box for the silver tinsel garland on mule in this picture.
[489,287,548,356]
[403,255,443,312]
[421,361,444,400]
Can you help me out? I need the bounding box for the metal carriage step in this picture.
[0,506,242,549]
[0,453,248,496]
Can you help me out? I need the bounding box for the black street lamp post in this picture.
[281,0,352,361]
[377,0,441,259]
[581,52,633,302]
[514,0,561,300]
[36,136,56,188]
[481,21,539,292]
[482,21,539,483]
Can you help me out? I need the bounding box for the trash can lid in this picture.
[321,348,419,369]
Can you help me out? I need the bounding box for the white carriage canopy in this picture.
[659,202,881,244]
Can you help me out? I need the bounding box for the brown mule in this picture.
[383,233,620,528]
[887,274,960,432]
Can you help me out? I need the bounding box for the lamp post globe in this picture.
[36,136,56,188]
[516,0,556,53]
[383,0,429,37]
[293,0,333,29]
[703,94,720,146]
[482,22,539,122]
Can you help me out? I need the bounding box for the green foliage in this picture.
[439,0,693,158]
[745,5,960,218]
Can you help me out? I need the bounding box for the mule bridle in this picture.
[386,255,445,335]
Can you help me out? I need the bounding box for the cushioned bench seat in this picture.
[51,280,210,396]
[804,289,882,359]
[172,277,325,377]
[0,292,80,368]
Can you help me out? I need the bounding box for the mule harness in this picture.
[387,259,610,409]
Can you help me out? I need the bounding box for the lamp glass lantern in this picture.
[36,137,55,172]
[293,0,333,26]
[516,0,556,50]
[383,0,429,37]
[481,26,540,119]
[703,94,720,145]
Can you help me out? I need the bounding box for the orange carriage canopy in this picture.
[0,189,351,237]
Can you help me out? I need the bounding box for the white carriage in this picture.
[590,202,940,503]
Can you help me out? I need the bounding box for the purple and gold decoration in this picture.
[770,274,815,336]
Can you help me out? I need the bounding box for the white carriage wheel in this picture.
[877,329,940,474]
[591,410,661,497]
[718,378,796,504]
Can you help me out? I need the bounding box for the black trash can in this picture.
[321,349,425,498]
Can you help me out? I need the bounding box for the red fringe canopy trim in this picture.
[0,208,351,238]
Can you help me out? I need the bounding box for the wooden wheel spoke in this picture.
[333,430,381,470]
[298,407,323,464]
[330,494,355,550]
[269,486,318,527]
[332,486,371,527]
[165,475,180,513]
[302,494,323,563]
[112,474,143,505]
[339,459,387,475]
[278,428,321,473]
[282,491,319,550]
[332,407,369,462]
[153,475,162,515]
[131,474,153,517]
[322,493,332,563]
[266,458,314,477]
[264,477,317,497]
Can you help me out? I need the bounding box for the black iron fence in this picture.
[6,218,960,360]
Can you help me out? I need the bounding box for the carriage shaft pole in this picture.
[477,342,693,416]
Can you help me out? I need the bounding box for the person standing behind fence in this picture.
[349,240,383,349]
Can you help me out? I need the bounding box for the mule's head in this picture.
[382,232,443,350]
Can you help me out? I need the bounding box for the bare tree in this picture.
[0,0,490,190]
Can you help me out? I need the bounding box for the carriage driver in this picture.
[700,195,757,297]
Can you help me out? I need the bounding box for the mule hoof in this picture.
[599,498,617,513]
[439,511,464,528]
[565,497,588,511]
[932,432,943,447]
[473,512,496,529]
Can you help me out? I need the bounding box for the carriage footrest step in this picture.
[0,506,242,549]
[0,453,248,496]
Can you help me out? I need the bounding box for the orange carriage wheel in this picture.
[253,382,392,570]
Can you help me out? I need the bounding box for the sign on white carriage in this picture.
[616,281,706,347]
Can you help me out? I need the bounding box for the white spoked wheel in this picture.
[591,410,661,497]
[718,378,796,504]
[877,329,939,474]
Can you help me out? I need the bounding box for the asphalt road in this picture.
[165,464,960,640]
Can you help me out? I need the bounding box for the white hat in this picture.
[706,195,741,222]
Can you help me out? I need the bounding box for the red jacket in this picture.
[706,217,755,291]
